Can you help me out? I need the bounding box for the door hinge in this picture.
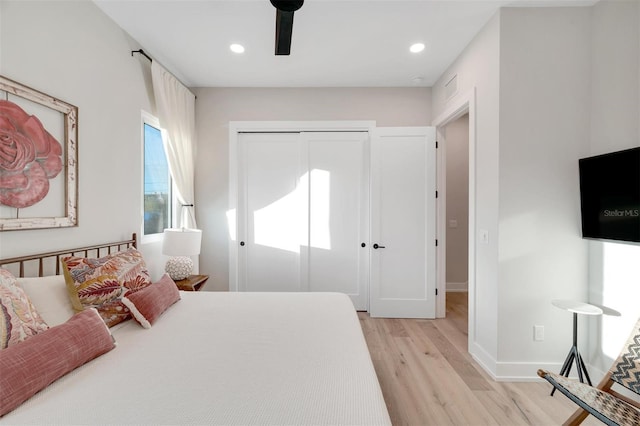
[435,239,438,246]
[436,288,438,296]
[436,141,439,148]
[435,190,438,198]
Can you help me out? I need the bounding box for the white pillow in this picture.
[16,275,75,327]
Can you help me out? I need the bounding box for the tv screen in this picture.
[579,147,640,243]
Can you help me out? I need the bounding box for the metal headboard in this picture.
[0,233,137,278]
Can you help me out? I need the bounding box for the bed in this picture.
[0,234,390,425]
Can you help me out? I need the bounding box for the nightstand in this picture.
[174,274,209,291]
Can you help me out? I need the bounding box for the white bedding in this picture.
[2,291,390,425]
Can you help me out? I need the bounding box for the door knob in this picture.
[373,243,385,249]
[361,243,366,248]
[240,241,245,246]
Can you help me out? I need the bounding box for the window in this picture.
[142,112,172,237]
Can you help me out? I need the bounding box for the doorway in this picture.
[443,114,469,328]
[432,88,476,353]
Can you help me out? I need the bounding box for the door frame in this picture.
[432,88,477,348]
[228,121,376,292]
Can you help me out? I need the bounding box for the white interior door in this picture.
[305,132,369,310]
[370,127,436,318]
[238,133,307,292]
[237,131,369,310]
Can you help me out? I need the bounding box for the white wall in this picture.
[433,1,639,380]
[0,1,164,279]
[432,13,501,367]
[586,0,640,376]
[193,87,432,290]
[445,114,469,290]
[498,7,592,372]
[496,0,640,379]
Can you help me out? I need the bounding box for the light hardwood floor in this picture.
[358,292,600,426]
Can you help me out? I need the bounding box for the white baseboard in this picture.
[473,357,615,382]
[469,341,497,378]
[446,281,468,292]
[469,341,592,382]
[494,361,565,382]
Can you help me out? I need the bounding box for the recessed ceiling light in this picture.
[410,43,425,53]
[230,44,245,54]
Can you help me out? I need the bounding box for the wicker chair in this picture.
[538,318,640,426]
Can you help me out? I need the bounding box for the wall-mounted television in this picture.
[579,147,640,243]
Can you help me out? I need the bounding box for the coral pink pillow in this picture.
[121,274,180,329]
[0,308,115,416]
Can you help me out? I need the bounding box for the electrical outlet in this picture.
[534,325,544,341]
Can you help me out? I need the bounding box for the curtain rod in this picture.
[130,48,197,99]
[131,49,152,62]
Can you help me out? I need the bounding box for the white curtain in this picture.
[151,61,197,228]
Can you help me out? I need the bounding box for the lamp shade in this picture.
[162,228,202,257]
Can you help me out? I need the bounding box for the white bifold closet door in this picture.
[237,132,369,310]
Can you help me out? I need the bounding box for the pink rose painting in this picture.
[0,99,63,208]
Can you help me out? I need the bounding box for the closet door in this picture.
[304,132,369,310]
[237,133,307,292]
[370,127,436,318]
[236,131,369,310]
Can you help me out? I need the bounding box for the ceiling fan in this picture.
[270,0,304,55]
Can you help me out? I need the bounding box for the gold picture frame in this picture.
[0,75,78,231]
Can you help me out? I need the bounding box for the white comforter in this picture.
[2,291,390,425]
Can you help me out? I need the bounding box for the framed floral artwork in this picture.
[0,76,78,231]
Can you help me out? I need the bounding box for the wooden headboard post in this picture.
[0,233,138,278]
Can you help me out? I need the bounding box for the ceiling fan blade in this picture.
[275,8,295,55]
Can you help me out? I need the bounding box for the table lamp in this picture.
[162,228,202,281]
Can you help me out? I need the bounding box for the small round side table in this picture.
[550,299,603,396]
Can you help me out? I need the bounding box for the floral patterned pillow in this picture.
[0,268,49,349]
[61,248,152,327]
